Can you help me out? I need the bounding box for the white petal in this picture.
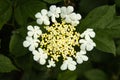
[86,44,94,51]
[34,26,39,30]
[29,45,35,51]
[41,9,48,15]
[68,64,76,71]
[27,31,33,37]
[39,58,46,65]
[79,39,86,43]
[51,16,56,22]
[80,50,86,54]
[38,48,43,53]
[76,14,82,20]
[43,53,48,59]
[65,16,71,23]
[80,44,86,51]
[70,13,76,20]
[32,50,38,55]
[89,32,95,38]
[67,6,74,14]
[23,41,30,47]
[48,11,53,16]
[47,59,55,68]
[71,21,79,26]
[67,57,73,61]
[37,19,43,25]
[38,30,42,35]
[76,57,83,64]
[61,7,66,14]
[60,62,67,70]
[47,65,51,68]
[50,5,56,12]
[44,19,50,25]
[56,7,61,13]
[81,55,88,61]
[33,54,40,61]
[35,12,41,18]
[85,35,91,40]
[27,25,33,30]
[71,60,77,65]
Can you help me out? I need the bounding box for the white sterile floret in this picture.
[27,25,42,38]
[60,57,77,71]
[61,6,74,23]
[23,36,39,51]
[81,28,95,40]
[75,50,88,64]
[47,58,56,68]
[48,5,61,22]
[35,9,50,25]
[61,6,81,26]
[79,39,96,51]
[70,13,82,26]
[33,48,48,65]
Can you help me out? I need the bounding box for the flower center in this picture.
[40,21,80,61]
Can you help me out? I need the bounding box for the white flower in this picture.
[27,25,42,38]
[70,13,82,26]
[23,36,39,51]
[60,57,77,71]
[33,48,48,65]
[75,50,88,64]
[61,6,81,26]
[47,58,56,68]
[81,29,95,40]
[48,5,61,22]
[35,9,50,25]
[79,39,96,51]
[61,6,74,23]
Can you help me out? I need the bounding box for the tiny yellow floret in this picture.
[40,21,80,61]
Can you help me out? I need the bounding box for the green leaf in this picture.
[43,0,62,4]
[115,0,120,8]
[116,40,120,55]
[15,54,33,71]
[94,31,116,54]
[89,49,114,63]
[105,16,120,38]
[9,27,28,57]
[0,54,16,72]
[80,5,115,30]
[79,0,108,15]
[0,39,1,48]
[14,6,27,26]
[76,61,93,76]
[14,0,47,26]
[0,0,12,29]
[58,71,77,80]
[84,69,108,80]
[79,5,117,54]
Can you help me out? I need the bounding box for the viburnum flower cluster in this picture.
[23,5,96,71]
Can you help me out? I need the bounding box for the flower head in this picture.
[23,5,96,71]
